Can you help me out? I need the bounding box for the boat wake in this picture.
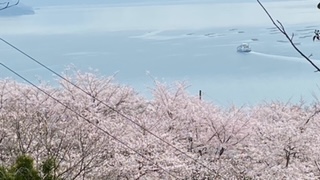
[249,51,318,64]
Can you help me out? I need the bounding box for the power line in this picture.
[0,62,179,179]
[0,38,217,176]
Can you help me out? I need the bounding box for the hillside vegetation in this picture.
[0,70,319,179]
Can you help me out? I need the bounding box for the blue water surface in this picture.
[0,0,319,106]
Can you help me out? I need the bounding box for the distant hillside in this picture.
[0,3,34,16]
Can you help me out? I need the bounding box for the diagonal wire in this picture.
[0,62,179,179]
[0,38,218,176]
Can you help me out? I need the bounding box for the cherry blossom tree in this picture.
[1,0,320,179]
[253,1,320,178]
[2,67,320,179]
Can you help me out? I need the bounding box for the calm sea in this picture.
[0,0,320,106]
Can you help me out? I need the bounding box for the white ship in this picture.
[237,43,251,53]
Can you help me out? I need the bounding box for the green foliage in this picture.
[41,157,59,180]
[0,155,60,180]
[9,155,41,180]
[0,166,14,180]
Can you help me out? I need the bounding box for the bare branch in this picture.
[304,109,320,125]
[277,20,286,33]
[0,2,9,10]
[257,0,320,72]
[315,161,320,173]
[0,0,19,11]
[290,33,294,41]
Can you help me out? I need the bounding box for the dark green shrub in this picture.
[0,155,61,180]
[9,155,41,180]
[0,166,14,180]
[41,157,59,180]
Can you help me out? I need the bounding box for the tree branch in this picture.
[0,0,19,11]
[257,0,320,72]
